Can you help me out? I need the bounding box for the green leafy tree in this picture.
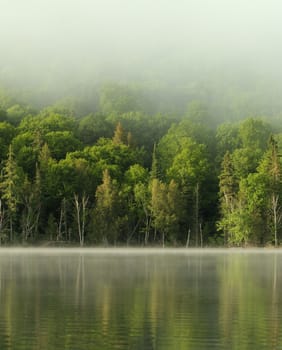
[44,131,82,160]
[12,131,42,178]
[19,112,77,135]
[238,118,272,150]
[0,145,23,241]
[6,104,35,125]
[166,137,209,245]
[218,139,281,246]
[92,169,121,244]
[124,164,150,244]
[257,136,282,246]
[229,118,271,178]
[218,151,238,244]
[80,138,144,183]
[20,167,41,242]
[216,122,240,161]
[223,173,266,246]
[99,83,141,114]
[78,113,112,145]
[151,179,184,247]
[0,109,7,123]
[0,122,15,162]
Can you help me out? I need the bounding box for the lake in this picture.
[0,248,281,349]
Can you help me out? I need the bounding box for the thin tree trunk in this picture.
[272,194,279,247]
[195,183,199,247]
[186,228,191,248]
[58,205,63,241]
[63,198,68,241]
[144,216,150,245]
[200,222,203,248]
[81,194,89,247]
[10,216,13,243]
[74,194,82,246]
[127,219,140,245]
[74,194,88,247]
[34,210,40,241]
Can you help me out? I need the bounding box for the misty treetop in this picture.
[0,85,281,247]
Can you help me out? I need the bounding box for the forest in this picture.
[0,82,281,247]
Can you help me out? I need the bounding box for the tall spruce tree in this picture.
[0,145,22,242]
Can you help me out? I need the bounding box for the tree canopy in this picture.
[0,86,281,246]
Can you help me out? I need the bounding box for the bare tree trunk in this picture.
[195,183,199,247]
[74,194,89,247]
[272,194,279,247]
[10,216,13,243]
[58,205,63,241]
[63,198,68,241]
[127,219,140,245]
[186,228,191,248]
[141,201,151,245]
[58,198,69,242]
[200,222,203,248]
[144,216,150,245]
[153,227,157,242]
[81,195,89,247]
[34,210,40,241]
[21,191,41,243]
[74,194,82,246]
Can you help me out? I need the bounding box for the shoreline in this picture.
[0,246,282,254]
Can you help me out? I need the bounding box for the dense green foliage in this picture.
[0,84,281,246]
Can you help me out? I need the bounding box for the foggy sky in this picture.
[1,0,282,89]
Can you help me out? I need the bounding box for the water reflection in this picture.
[217,253,282,350]
[0,249,281,349]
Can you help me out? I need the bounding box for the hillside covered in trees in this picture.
[0,83,281,247]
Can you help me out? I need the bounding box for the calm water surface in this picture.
[0,248,281,349]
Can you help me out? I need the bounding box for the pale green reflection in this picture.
[0,250,281,349]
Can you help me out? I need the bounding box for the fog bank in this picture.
[1,0,282,105]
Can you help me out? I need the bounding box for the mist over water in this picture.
[0,249,281,349]
[1,0,282,96]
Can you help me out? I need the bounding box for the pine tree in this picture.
[0,145,22,242]
[93,169,120,244]
[112,122,126,145]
